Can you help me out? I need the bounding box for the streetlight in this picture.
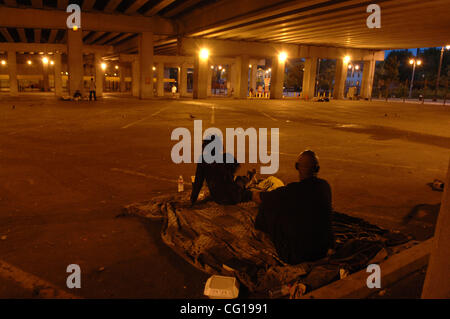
[1,60,6,65]
[435,45,450,99]
[101,63,107,71]
[199,48,209,60]
[278,52,287,62]
[42,57,49,64]
[409,58,422,98]
[347,63,360,77]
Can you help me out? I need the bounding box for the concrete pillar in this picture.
[235,55,249,99]
[250,63,257,92]
[179,63,188,97]
[333,58,349,100]
[94,53,103,97]
[139,32,154,99]
[207,66,212,96]
[54,53,62,96]
[302,57,317,99]
[361,59,376,99]
[156,62,164,97]
[193,53,208,99]
[422,158,450,298]
[7,50,18,96]
[67,29,84,96]
[230,62,238,97]
[270,56,286,99]
[119,64,126,93]
[42,61,50,92]
[131,59,140,97]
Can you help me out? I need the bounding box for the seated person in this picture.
[190,135,253,205]
[251,150,333,264]
[73,90,82,101]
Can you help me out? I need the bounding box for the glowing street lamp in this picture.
[278,52,287,63]
[199,48,209,60]
[1,60,6,65]
[101,63,107,71]
[50,60,54,65]
[42,57,49,64]
[347,63,360,77]
[435,45,450,99]
[343,55,351,64]
[408,58,422,98]
[115,65,119,70]
[27,60,32,65]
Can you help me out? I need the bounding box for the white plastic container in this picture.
[203,275,239,299]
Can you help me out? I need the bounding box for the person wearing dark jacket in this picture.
[251,150,333,264]
[190,135,253,205]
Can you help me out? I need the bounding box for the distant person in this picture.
[171,84,177,97]
[190,135,254,205]
[89,77,97,101]
[251,150,333,264]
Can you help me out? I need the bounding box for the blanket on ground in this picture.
[121,192,414,297]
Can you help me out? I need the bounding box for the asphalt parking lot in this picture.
[0,93,448,298]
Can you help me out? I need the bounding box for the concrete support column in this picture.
[207,66,212,96]
[250,63,258,92]
[94,53,103,97]
[179,63,188,97]
[42,62,50,92]
[156,62,164,97]
[361,59,376,99]
[131,59,140,97]
[270,56,286,99]
[302,57,317,99]
[67,29,83,96]
[236,55,249,99]
[7,50,18,96]
[422,158,450,298]
[230,63,237,97]
[193,53,208,99]
[119,64,126,92]
[54,53,62,96]
[138,32,154,99]
[333,58,349,100]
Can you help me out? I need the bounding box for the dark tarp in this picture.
[121,192,414,296]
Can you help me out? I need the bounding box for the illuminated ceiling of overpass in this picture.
[0,0,449,54]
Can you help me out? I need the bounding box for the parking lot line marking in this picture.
[0,259,78,299]
[260,111,278,122]
[111,168,191,185]
[121,107,169,129]
[279,152,443,172]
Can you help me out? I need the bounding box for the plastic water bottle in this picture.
[178,176,184,192]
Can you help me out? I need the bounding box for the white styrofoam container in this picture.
[203,275,239,299]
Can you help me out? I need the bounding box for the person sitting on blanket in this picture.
[251,150,334,264]
[190,135,254,205]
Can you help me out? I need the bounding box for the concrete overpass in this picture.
[0,0,448,99]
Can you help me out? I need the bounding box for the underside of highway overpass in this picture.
[0,0,448,100]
